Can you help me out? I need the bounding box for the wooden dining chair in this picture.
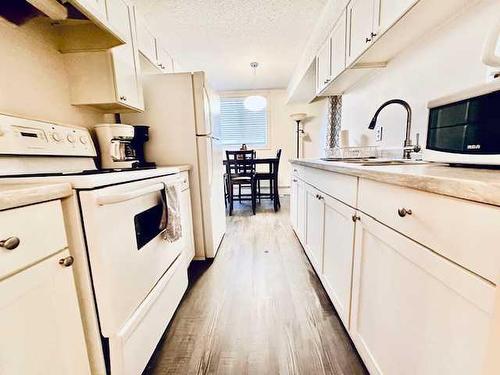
[225,150,257,215]
[256,149,282,212]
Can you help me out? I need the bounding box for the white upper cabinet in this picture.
[375,0,417,34]
[105,0,131,41]
[316,37,331,93]
[346,0,376,65]
[156,41,175,73]
[134,9,157,66]
[65,0,144,112]
[330,8,347,80]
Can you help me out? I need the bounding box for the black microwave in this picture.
[424,81,500,165]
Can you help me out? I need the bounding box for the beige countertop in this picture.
[290,159,500,207]
[0,183,73,211]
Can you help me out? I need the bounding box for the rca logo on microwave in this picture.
[466,144,481,150]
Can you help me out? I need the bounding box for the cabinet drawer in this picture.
[293,165,357,207]
[358,178,500,283]
[0,200,68,279]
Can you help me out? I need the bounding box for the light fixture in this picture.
[244,95,267,111]
[244,62,267,111]
[290,113,307,158]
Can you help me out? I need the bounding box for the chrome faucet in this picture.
[368,99,421,159]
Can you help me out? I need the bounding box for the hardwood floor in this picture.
[144,198,367,375]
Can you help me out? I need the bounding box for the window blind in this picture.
[219,97,268,145]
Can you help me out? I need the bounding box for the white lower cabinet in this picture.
[0,250,90,374]
[321,194,356,329]
[180,186,195,266]
[350,213,495,375]
[305,184,325,272]
[290,164,498,374]
[296,179,307,244]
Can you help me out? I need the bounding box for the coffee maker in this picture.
[94,124,138,169]
[131,125,156,168]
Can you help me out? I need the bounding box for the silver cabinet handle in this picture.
[365,37,372,43]
[0,236,20,250]
[352,215,360,222]
[371,32,377,38]
[398,208,412,217]
[59,256,74,267]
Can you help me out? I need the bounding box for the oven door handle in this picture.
[96,183,167,206]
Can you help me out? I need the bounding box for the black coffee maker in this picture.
[131,125,156,168]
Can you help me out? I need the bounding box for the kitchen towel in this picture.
[160,184,182,242]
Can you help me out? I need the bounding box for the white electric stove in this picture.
[0,114,189,375]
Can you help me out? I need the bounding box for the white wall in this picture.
[221,90,328,188]
[0,17,106,128]
[340,0,499,151]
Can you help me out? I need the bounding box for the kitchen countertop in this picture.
[0,183,73,211]
[290,159,500,207]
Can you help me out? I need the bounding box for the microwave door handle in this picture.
[96,183,166,206]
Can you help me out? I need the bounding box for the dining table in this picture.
[223,157,281,212]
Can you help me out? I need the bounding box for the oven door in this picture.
[79,174,184,336]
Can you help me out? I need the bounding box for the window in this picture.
[219,96,268,146]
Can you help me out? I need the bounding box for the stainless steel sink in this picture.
[322,158,428,166]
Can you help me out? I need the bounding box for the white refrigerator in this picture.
[122,72,226,259]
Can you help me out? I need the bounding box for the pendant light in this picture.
[244,62,267,111]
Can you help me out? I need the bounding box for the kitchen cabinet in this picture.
[305,185,325,272]
[134,8,158,67]
[156,42,175,73]
[350,212,495,375]
[64,0,144,112]
[321,194,356,329]
[296,179,307,244]
[316,37,331,93]
[0,250,90,374]
[346,0,376,65]
[375,0,417,34]
[71,0,107,24]
[330,8,347,81]
[106,0,131,40]
[290,177,299,231]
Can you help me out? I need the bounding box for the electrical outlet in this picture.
[376,126,383,142]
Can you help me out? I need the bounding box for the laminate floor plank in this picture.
[145,198,367,375]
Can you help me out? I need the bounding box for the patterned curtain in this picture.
[325,96,342,149]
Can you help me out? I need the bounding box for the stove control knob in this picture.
[51,132,62,142]
[79,135,88,144]
[67,134,77,143]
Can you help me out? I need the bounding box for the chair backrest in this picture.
[225,150,255,175]
[274,149,282,176]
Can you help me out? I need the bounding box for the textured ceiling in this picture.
[134,0,327,91]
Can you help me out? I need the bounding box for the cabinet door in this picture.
[322,194,355,329]
[109,0,141,108]
[316,37,331,93]
[305,186,325,273]
[105,0,131,40]
[134,8,157,65]
[180,188,195,265]
[0,250,90,374]
[297,180,307,244]
[347,0,375,65]
[374,0,417,34]
[350,213,495,375]
[331,8,347,80]
[290,177,299,231]
[156,42,174,73]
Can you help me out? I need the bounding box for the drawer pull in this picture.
[398,208,413,217]
[352,215,361,222]
[59,256,74,267]
[0,236,20,250]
